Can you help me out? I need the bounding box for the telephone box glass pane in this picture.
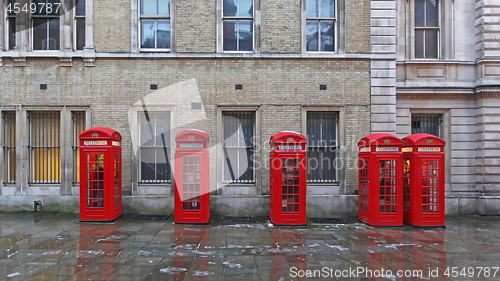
[182,155,201,211]
[86,153,104,208]
[281,158,300,213]
[421,159,439,214]
[379,159,397,214]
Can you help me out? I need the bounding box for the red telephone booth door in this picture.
[79,127,122,222]
[402,134,445,227]
[174,130,209,224]
[84,152,105,210]
[269,131,307,226]
[358,133,403,226]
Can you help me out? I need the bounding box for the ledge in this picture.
[0,51,397,60]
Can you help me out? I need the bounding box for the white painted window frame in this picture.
[133,0,174,53]
[216,106,261,195]
[217,0,260,53]
[131,105,176,195]
[406,0,448,60]
[302,0,342,53]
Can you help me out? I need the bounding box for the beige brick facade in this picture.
[1,0,499,217]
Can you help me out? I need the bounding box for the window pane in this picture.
[30,112,61,183]
[156,20,170,49]
[48,18,60,50]
[321,0,335,18]
[76,0,86,16]
[415,29,424,58]
[223,0,237,17]
[32,0,45,16]
[157,0,170,16]
[154,112,170,146]
[7,0,16,16]
[320,21,334,51]
[3,112,16,184]
[415,0,425,27]
[155,147,170,182]
[239,0,253,17]
[306,0,319,18]
[76,18,85,50]
[47,0,61,16]
[307,112,338,183]
[8,17,16,50]
[33,19,47,50]
[141,0,156,15]
[223,20,237,51]
[426,0,438,27]
[425,29,438,58]
[223,112,256,183]
[141,20,155,48]
[412,115,440,136]
[139,112,154,146]
[306,21,319,51]
[239,20,253,51]
[140,148,155,181]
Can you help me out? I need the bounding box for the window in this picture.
[222,0,253,51]
[222,111,255,183]
[29,111,61,183]
[32,0,61,50]
[306,112,338,183]
[138,111,171,183]
[72,111,85,183]
[74,0,85,50]
[306,0,336,52]
[140,0,171,50]
[2,112,16,184]
[415,0,439,58]
[6,0,16,50]
[411,114,440,137]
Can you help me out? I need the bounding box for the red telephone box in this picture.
[269,131,307,225]
[79,127,122,222]
[174,130,210,224]
[358,133,403,226]
[402,134,446,227]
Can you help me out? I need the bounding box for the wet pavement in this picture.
[1,213,500,281]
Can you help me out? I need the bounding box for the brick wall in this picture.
[0,58,371,197]
[260,0,301,54]
[94,0,132,52]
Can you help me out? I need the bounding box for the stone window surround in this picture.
[403,0,454,61]
[302,0,345,54]
[0,106,90,197]
[216,0,260,53]
[216,106,261,195]
[0,0,95,66]
[131,0,175,53]
[301,106,346,195]
[130,105,176,196]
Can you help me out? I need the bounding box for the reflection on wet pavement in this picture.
[0,213,500,280]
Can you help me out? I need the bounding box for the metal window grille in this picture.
[29,111,61,184]
[414,0,439,58]
[222,0,254,51]
[3,112,16,184]
[306,112,339,183]
[222,111,256,184]
[72,111,85,183]
[74,0,86,50]
[306,0,336,52]
[139,0,171,50]
[138,111,171,183]
[411,114,440,137]
[32,0,61,51]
